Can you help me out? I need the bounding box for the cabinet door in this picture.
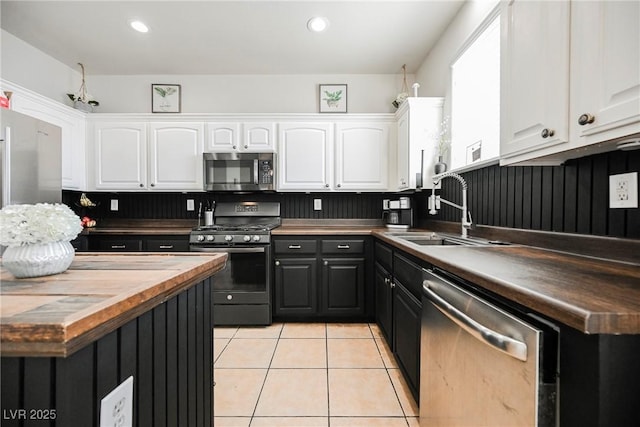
[148,122,204,190]
[375,262,393,346]
[501,0,570,159]
[570,1,640,145]
[393,282,421,401]
[321,258,365,316]
[396,110,410,190]
[94,122,147,190]
[335,122,389,191]
[205,122,240,152]
[278,122,332,191]
[10,92,87,190]
[274,258,318,316]
[244,122,276,152]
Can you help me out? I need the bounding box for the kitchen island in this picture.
[0,252,226,427]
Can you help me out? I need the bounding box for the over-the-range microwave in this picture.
[203,152,275,191]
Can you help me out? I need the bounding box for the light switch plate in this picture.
[609,172,638,208]
[110,199,119,211]
[100,376,133,427]
[187,199,195,211]
[313,199,322,211]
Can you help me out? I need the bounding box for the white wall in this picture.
[414,0,499,98]
[1,30,80,105]
[1,29,412,114]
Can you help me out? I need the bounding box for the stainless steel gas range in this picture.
[189,201,280,325]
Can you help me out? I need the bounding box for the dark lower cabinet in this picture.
[393,281,421,401]
[272,236,372,321]
[274,257,318,316]
[374,262,393,344]
[322,257,365,316]
[88,235,189,252]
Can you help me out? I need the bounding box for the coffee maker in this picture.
[383,197,413,229]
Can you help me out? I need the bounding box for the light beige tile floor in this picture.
[213,322,419,427]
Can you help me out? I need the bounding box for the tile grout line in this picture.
[248,324,284,425]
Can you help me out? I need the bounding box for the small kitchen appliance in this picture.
[189,201,281,325]
[383,197,413,229]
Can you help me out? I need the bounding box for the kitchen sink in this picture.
[384,231,509,247]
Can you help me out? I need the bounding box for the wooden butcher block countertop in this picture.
[0,253,227,357]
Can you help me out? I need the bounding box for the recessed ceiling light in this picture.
[130,20,149,33]
[307,17,329,33]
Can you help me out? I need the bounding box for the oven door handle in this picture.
[423,278,528,362]
[190,246,266,254]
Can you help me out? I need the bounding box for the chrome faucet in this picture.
[428,172,473,238]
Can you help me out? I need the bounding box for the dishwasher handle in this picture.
[423,277,528,362]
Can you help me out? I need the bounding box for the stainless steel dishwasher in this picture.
[420,268,558,427]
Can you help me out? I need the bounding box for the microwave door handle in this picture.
[253,159,259,185]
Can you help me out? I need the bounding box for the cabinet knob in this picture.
[139,183,144,187]
[227,294,233,300]
[233,145,237,149]
[325,183,329,188]
[244,145,248,149]
[541,128,555,138]
[275,260,280,266]
[578,113,595,126]
[324,260,329,266]
[390,281,396,289]
[337,184,341,188]
[150,183,155,187]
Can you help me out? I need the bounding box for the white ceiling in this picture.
[1,0,465,75]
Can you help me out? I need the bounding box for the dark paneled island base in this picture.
[1,277,213,427]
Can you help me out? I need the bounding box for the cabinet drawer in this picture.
[374,241,393,271]
[322,239,365,254]
[393,253,426,300]
[97,239,143,252]
[274,239,317,254]
[145,238,189,252]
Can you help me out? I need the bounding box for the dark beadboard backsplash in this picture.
[63,191,388,221]
[64,149,639,239]
[416,149,640,239]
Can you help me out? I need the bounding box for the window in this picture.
[450,9,500,170]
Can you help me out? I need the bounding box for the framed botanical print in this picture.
[152,84,181,113]
[319,84,347,113]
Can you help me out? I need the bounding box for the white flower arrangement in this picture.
[0,203,82,247]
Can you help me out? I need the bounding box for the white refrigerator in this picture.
[0,109,62,207]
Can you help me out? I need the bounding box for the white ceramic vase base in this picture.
[2,241,75,278]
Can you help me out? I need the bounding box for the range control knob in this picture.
[197,235,205,242]
[206,235,215,241]
[253,235,261,242]
[225,235,233,242]
[243,235,251,242]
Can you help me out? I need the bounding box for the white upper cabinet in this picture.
[92,121,203,191]
[277,122,332,191]
[148,122,204,190]
[94,122,147,190]
[395,98,443,190]
[500,0,570,161]
[501,0,640,165]
[570,0,640,146]
[335,122,390,191]
[7,83,87,190]
[205,121,275,152]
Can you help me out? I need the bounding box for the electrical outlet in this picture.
[187,199,195,211]
[110,199,119,211]
[609,172,638,208]
[313,199,322,211]
[100,376,133,427]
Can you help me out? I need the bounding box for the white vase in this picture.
[2,241,75,278]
